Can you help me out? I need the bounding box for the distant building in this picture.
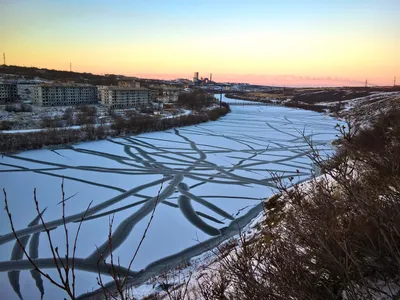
[148,84,182,103]
[98,86,152,109]
[159,87,181,103]
[33,84,97,106]
[193,72,199,83]
[192,72,214,85]
[0,83,18,103]
[96,85,109,101]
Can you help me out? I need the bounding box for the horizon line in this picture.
[0,63,395,89]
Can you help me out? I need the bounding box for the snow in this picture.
[0,125,82,134]
[0,94,341,299]
[0,109,191,133]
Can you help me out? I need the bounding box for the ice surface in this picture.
[0,95,342,299]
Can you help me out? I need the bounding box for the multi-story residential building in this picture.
[0,83,18,103]
[97,85,109,101]
[158,86,181,103]
[98,86,152,109]
[33,84,98,106]
[148,84,181,103]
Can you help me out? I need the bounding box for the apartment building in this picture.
[158,87,181,103]
[0,83,18,103]
[148,84,181,103]
[33,84,98,106]
[98,86,152,109]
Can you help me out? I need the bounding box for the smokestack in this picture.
[210,73,212,82]
[193,72,199,83]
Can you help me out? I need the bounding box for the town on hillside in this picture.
[0,66,277,131]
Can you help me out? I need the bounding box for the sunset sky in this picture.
[1,0,399,86]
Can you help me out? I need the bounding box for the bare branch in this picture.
[3,188,67,292]
[72,200,93,298]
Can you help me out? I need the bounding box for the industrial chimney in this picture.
[193,72,199,83]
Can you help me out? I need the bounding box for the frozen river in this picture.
[0,95,341,299]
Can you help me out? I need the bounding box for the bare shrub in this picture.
[5,103,33,112]
[77,105,97,116]
[76,112,96,125]
[0,120,14,130]
[152,269,194,300]
[3,180,92,299]
[40,116,63,128]
[63,108,75,126]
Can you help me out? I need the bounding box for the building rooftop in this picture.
[103,86,149,91]
[39,83,95,87]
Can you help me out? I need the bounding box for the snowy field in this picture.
[0,95,341,299]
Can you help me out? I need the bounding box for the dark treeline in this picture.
[5,103,33,113]
[0,121,14,131]
[0,104,230,153]
[291,90,370,104]
[0,65,119,86]
[177,89,218,110]
[284,90,371,113]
